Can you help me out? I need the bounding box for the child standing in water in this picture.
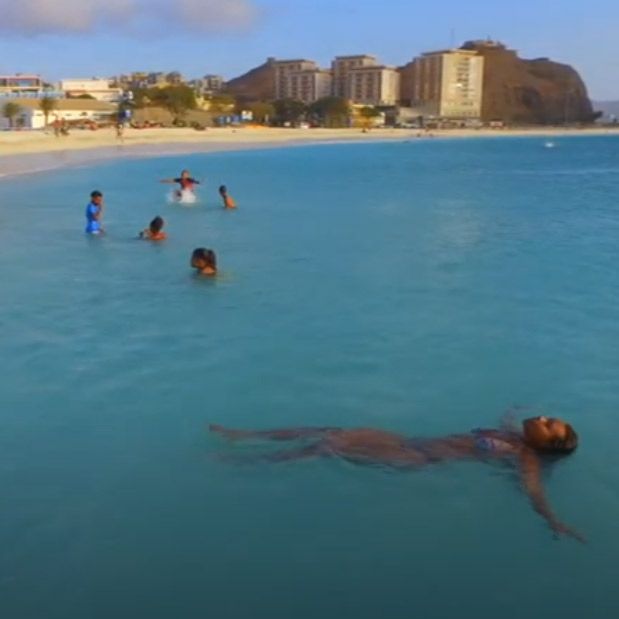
[139,216,167,241]
[85,191,104,235]
[219,185,236,209]
[191,248,217,276]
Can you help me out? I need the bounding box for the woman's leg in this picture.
[209,425,339,442]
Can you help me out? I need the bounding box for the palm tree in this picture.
[2,101,21,129]
[39,96,57,127]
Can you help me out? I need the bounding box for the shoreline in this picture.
[1,126,618,180]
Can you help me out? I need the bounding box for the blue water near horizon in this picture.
[1,136,619,618]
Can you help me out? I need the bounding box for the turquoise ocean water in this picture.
[1,136,619,618]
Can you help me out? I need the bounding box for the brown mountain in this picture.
[461,40,594,124]
[224,58,276,102]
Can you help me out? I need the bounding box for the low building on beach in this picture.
[0,98,117,130]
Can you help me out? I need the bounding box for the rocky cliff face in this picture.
[224,58,276,102]
[461,41,594,124]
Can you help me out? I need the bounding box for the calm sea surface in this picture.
[1,136,619,618]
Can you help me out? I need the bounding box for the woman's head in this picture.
[219,185,227,195]
[522,417,578,454]
[149,216,164,233]
[191,248,217,272]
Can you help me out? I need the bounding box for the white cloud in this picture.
[1,0,135,34]
[0,0,258,35]
[175,0,258,32]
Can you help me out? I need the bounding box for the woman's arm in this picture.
[519,449,584,542]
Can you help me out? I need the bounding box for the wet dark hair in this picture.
[551,424,579,453]
[149,216,164,233]
[91,190,103,199]
[219,185,227,194]
[191,247,217,269]
[536,424,579,454]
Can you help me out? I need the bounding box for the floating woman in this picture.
[210,414,583,541]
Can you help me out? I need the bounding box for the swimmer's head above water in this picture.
[522,417,578,454]
[90,190,103,205]
[191,247,217,276]
[140,215,166,240]
[150,216,164,234]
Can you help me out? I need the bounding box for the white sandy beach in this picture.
[1,125,618,177]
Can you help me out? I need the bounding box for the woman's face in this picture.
[523,416,572,450]
[191,256,206,270]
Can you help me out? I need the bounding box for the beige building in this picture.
[347,66,400,106]
[59,79,122,102]
[273,59,319,99]
[0,74,43,97]
[331,55,378,98]
[286,70,333,104]
[407,49,484,119]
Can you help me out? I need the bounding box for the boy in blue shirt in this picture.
[85,190,104,235]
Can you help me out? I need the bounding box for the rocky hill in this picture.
[461,41,595,124]
[224,58,276,102]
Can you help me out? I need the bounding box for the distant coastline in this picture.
[1,126,618,180]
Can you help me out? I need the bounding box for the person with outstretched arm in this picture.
[160,169,201,199]
[211,414,584,542]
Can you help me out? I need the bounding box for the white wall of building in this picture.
[59,79,122,102]
[0,107,114,130]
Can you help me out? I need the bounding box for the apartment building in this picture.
[331,55,378,98]
[202,75,225,93]
[347,66,400,106]
[273,59,320,99]
[405,49,484,118]
[0,74,44,98]
[286,70,333,104]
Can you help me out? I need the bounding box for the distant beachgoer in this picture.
[161,169,201,199]
[85,190,104,235]
[219,185,237,209]
[211,414,584,541]
[139,216,167,241]
[191,248,217,276]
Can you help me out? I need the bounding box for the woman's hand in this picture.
[552,520,586,544]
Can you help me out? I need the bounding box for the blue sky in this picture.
[0,0,617,100]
